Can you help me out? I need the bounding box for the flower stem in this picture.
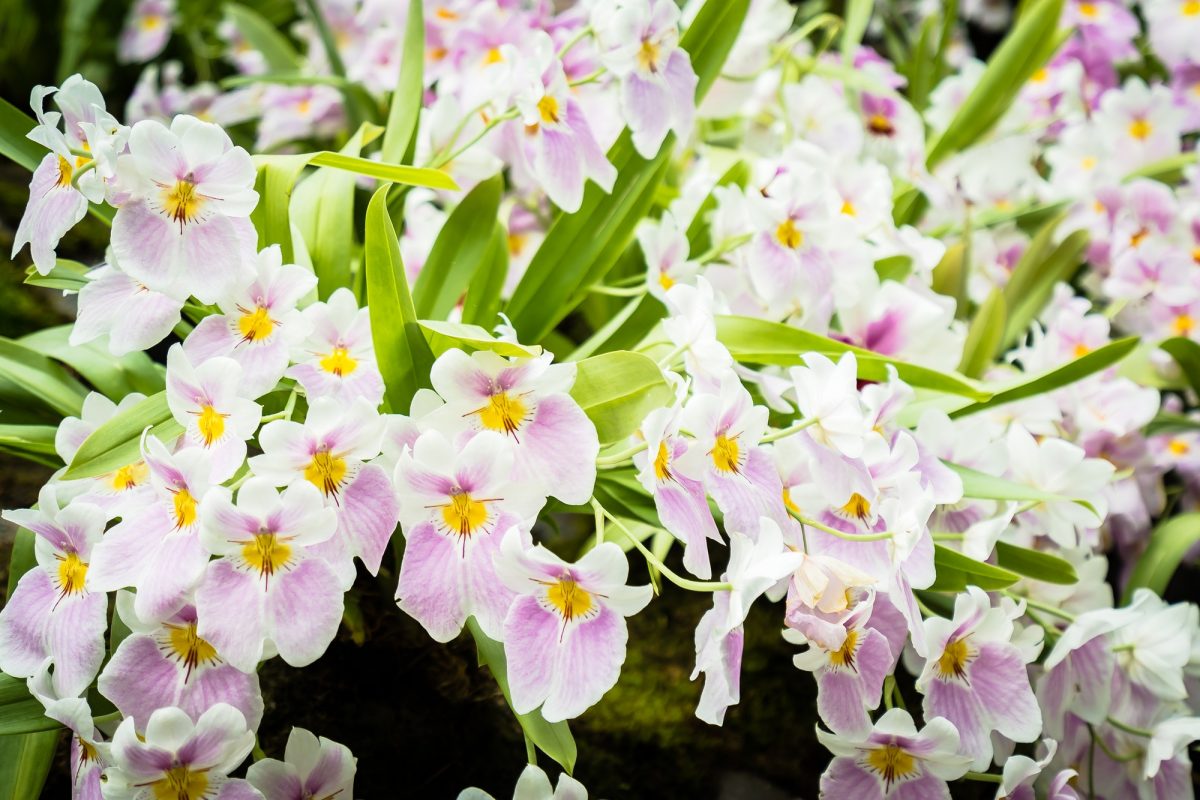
[759,417,816,443]
[1006,592,1076,622]
[569,68,606,88]
[1106,716,1154,738]
[787,508,893,541]
[594,499,732,592]
[596,441,648,468]
[962,771,1002,784]
[589,284,647,297]
[260,388,299,424]
[556,25,593,60]
[428,109,519,169]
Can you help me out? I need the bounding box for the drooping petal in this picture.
[265,559,343,668]
[196,560,266,673]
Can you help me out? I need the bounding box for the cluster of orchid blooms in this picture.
[6,0,1200,798]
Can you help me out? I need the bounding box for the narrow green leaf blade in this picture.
[460,222,510,328]
[364,186,435,413]
[224,3,303,73]
[1124,513,1200,601]
[928,544,1021,592]
[1160,337,1200,397]
[994,541,1078,585]
[0,675,59,736]
[63,392,181,480]
[958,288,1006,378]
[0,729,59,800]
[0,338,88,418]
[413,175,503,319]
[0,97,44,172]
[307,152,457,190]
[380,0,424,164]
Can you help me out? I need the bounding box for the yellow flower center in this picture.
[1078,2,1098,16]
[237,305,275,343]
[711,433,740,473]
[775,218,803,249]
[838,492,873,523]
[1184,0,1200,15]
[1128,118,1153,141]
[110,462,148,491]
[242,532,292,580]
[163,179,203,226]
[320,347,358,377]
[440,491,489,537]
[1032,67,1049,83]
[1168,438,1190,456]
[867,113,895,136]
[151,765,209,800]
[653,441,672,481]
[304,449,347,498]
[537,95,561,125]
[1173,314,1195,336]
[782,487,801,515]
[57,552,87,596]
[55,155,74,188]
[658,271,676,291]
[863,744,917,788]
[296,97,312,115]
[1073,342,1091,358]
[637,39,662,72]
[172,488,198,529]
[507,233,527,256]
[165,621,219,681]
[1081,155,1097,171]
[141,14,162,30]
[195,404,227,446]
[435,6,458,20]
[547,577,593,622]
[937,636,972,680]
[475,391,527,437]
[1130,227,1150,247]
[829,628,859,670]
[484,47,503,64]
[840,199,857,217]
[79,737,98,765]
[1192,245,1200,264]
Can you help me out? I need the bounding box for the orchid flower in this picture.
[287,287,384,407]
[246,727,356,800]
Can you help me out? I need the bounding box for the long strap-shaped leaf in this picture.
[365,186,435,413]
[413,175,504,319]
[504,0,751,344]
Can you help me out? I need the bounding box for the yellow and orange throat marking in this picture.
[236,305,275,343]
[440,491,489,537]
[711,433,741,473]
[150,765,210,800]
[473,391,527,438]
[653,441,673,482]
[936,637,972,681]
[109,461,149,492]
[172,488,198,529]
[56,552,87,596]
[305,449,347,498]
[863,744,917,788]
[320,346,358,377]
[775,218,803,249]
[829,628,859,671]
[195,404,227,446]
[838,492,873,524]
[546,577,593,622]
[164,621,219,681]
[242,531,292,580]
[163,179,203,226]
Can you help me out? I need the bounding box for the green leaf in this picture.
[949,336,1139,418]
[413,176,503,319]
[56,0,103,80]
[460,223,510,328]
[1002,226,1088,348]
[418,320,541,359]
[841,0,875,63]
[928,544,1021,592]
[715,315,989,399]
[1145,412,1200,437]
[0,97,45,172]
[1124,152,1198,184]
[63,392,182,480]
[947,461,1097,513]
[1124,513,1200,602]
[292,124,381,299]
[20,325,164,399]
[252,151,456,261]
[1159,337,1200,397]
[364,186,435,413]
[958,288,1006,378]
[6,528,36,602]
[925,0,1064,167]
[0,338,87,418]
[0,425,58,459]
[0,729,59,800]
[465,618,577,773]
[23,260,89,292]
[0,674,59,736]
[380,0,424,164]
[505,0,750,343]
[569,351,673,444]
[993,541,1078,585]
[224,3,303,73]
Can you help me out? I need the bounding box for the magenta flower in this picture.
[429,348,599,505]
[246,727,356,800]
[86,435,216,622]
[103,703,261,800]
[98,592,263,732]
[195,479,343,672]
[394,430,544,642]
[249,397,397,586]
[0,488,108,698]
[916,587,1044,769]
[111,115,259,304]
[633,404,721,578]
[505,31,616,212]
[817,709,972,800]
[287,288,384,407]
[592,0,698,158]
[184,245,317,400]
[166,344,263,481]
[746,165,835,304]
[496,530,652,721]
